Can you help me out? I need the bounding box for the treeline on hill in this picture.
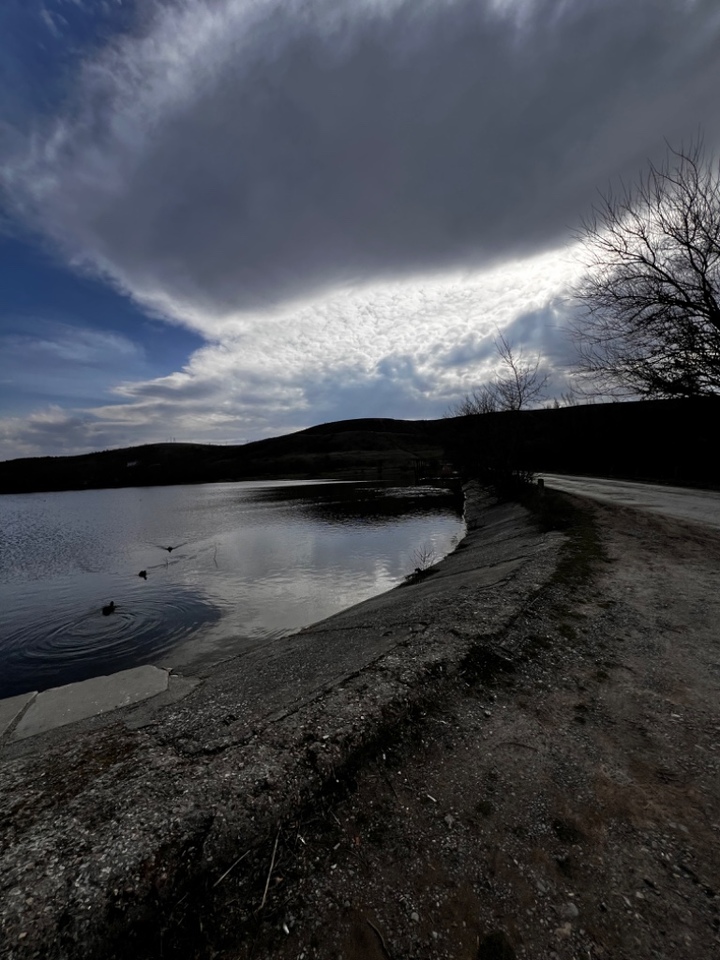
[442,396,719,489]
[0,399,718,495]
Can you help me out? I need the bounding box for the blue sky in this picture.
[1,0,719,459]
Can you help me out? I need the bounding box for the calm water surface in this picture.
[0,481,464,698]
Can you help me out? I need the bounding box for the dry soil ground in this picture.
[213,496,720,960]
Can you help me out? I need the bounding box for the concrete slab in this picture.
[11,665,170,741]
[0,691,37,738]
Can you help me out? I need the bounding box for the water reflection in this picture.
[0,481,464,698]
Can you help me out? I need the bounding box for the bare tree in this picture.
[447,384,499,417]
[447,332,549,416]
[572,140,720,397]
[491,332,550,410]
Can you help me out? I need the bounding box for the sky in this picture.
[1,0,719,460]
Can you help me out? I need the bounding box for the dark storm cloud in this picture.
[4,0,720,319]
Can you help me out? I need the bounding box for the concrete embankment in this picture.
[0,484,563,959]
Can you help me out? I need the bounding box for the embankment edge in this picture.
[0,482,565,959]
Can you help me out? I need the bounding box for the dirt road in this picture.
[226,494,720,960]
[540,473,720,530]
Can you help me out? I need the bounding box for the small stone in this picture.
[560,901,579,920]
[411,911,420,922]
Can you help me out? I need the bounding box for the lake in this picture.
[0,480,464,699]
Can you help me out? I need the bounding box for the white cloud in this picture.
[0,247,582,458]
[0,406,121,460]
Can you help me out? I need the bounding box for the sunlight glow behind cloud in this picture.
[0,249,580,457]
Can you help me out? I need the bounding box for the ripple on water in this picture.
[0,483,465,700]
[0,576,221,699]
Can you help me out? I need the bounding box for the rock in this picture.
[411,911,419,922]
[560,901,579,920]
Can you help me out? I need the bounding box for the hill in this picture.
[1,398,718,495]
[0,418,447,494]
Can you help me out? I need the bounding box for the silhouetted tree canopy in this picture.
[573,141,720,397]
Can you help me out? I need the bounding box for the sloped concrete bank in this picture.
[0,484,564,960]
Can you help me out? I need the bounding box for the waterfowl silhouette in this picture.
[154,543,188,554]
[102,601,116,616]
[138,570,148,580]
